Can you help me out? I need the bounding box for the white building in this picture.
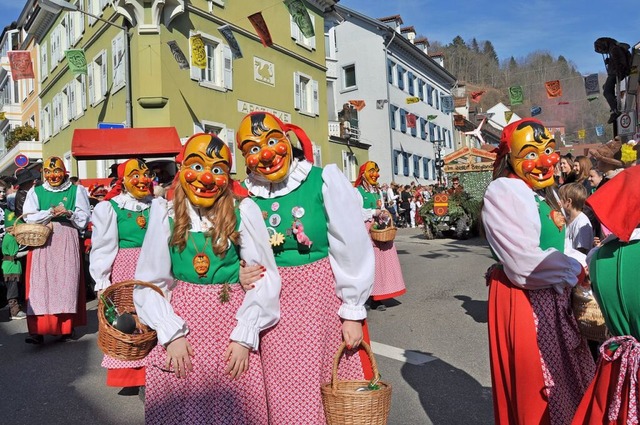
[325,6,457,185]
[0,26,22,157]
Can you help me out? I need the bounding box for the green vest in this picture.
[34,184,77,223]
[109,200,148,249]
[590,240,640,338]
[357,186,381,210]
[168,208,241,285]
[248,166,329,267]
[536,197,565,251]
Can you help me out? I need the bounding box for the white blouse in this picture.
[482,177,582,292]
[356,186,385,222]
[133,197,281,350]
[244,159,374,321]
[89,193,152,291]
[23,181,91,230]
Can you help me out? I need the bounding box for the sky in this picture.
[1,0,637,75]
[340,0,639,75]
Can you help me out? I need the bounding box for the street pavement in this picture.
[0,227,495,425]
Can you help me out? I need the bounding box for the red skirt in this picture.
[101,248,145,387]
[144,281,268,425]
[260,257,372,425]
[488,267,595,425]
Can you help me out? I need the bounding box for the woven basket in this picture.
[572,285,610,342]
[97,280,163,361]
[321,342,392,425]
[10,215,52,247]
[370,215,397,243]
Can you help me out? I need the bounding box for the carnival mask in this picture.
[508,121,559,190]
[43,156,66,187]
[179,134,231,208]
[122,159,153,199]
[193,253,211,277]
[237,113,293,183]
[363,161,380,187]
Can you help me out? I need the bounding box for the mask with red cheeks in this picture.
[43,156,66,187]
[122,159,153,199]
[179,134,231,208]
[507,121,559,190]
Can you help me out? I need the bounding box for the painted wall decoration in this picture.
[253,57,275,86]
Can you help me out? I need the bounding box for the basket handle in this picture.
[331,341,380,393]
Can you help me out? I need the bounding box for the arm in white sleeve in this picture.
[232,198,281,350]
[133,198,187,346]
[70,185,91,230]
[355,188,376,222]
[322,165,374,320]
[89,201,119,291]
[482,178,582,290]
[22,188,53,223]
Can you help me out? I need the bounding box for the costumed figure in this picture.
[23,157,91,344]
[236,112,375,425]
[133,134,281,424]
[572,165,640,424]
[482,119,595,424]
[354,161,406,309]
[90,159,153,389]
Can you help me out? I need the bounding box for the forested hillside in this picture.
[429,36,613,144]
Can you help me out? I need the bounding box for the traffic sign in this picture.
[98,122,126,129]
[14,154,29,168]
[617,111,636,136]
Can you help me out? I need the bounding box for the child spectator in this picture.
[409,196,417,228]
[559,183,593,254]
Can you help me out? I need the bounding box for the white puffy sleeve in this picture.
[482,178,582,291]
[70,185,91,230]
[133,198,187,346]
[232,198,281,350]
[89,201,119,291]
[22,188,53,223]
[322,165,374,320]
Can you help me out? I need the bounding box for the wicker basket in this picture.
[321,342,392,425]
[97,280,163,361]
[572,285,610,342]
[10,215,52,247]
[370,215,397,243]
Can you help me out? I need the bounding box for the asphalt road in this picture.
[0,227,496,425]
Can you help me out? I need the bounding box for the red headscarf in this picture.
[103,162,128,201]
[354,161,373,188]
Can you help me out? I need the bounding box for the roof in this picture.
[71,127,182,160]
[414,36,428,44]
[400,26,415,33]
[378,14,403,24]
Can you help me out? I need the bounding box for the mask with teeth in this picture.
[178,134,231,208]
[236,113,293,183]
[122,159,153,199]
[507,119,559,190]
[43,156,67,187]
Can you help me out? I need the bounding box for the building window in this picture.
[290,13,316,50]
[427,84,433,106]
[87,50,107,106]
[390,105,398,130]
[41,103,51,141]
[420,117,427,140]
[407,72,415,95]
[189,32,233,91]
[417,79,424,100]
[429,122,435,141]
[293,71,319,116]
[111,32,126,93]
[387,59,395,84]
[68,74,86,120]
[403,152,410,176]
[413,155,421,178]
[341,150,357,182]
[69,0,85,46]
[342,64,356,90]
[400,109,406,133]
[397,65,405,90]
[393,150,400,175]
[435,90,440,110]
[312,142,322,167]
[39,41,48,81]
[423,157,431,180]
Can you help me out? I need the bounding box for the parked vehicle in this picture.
[419,191,481,240]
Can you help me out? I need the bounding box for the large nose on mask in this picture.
[200,171,215,186]
[260,148,275,163]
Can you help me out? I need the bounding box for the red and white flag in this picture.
[8,51,35,80]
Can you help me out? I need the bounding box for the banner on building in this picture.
[218,25,243,59]
[504,111,514,123]
[248,12,273,47]
[0,112,5,120]
[167,40,190,70]
[531,105,542,116]
[190,35,207,69]
[406,113,416,128]
[7,51,34,80]
[545,80,562,98]
[508,85,523,105]
[441,95,454,113]
[595,125,605,136]
[578,129,586,139]
[348,100,366,111]
[406,96,419,104]
[584,73,599,96]
[284,0,314,38]
[376,99,388,109]
[470,90,485,103]
[427,115,438,121]
[65,49,87,75]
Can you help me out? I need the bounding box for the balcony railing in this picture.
[328,120,360,143]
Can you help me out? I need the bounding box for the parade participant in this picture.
[90,159,154,390]
[482,118,595,424]
[22,157,91,344]
[133,134,280,424]
[236,112,374,425]
[571,165,640,424]
[1,180,26,320]
[354,161,406,311]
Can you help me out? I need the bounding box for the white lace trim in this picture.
[111,192,152,211]
[244,159,312,198]
[42,179,72,192]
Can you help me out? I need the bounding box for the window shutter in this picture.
[68,13,75,47]
[387,59,393,84]
[341,151,349,179]
[226,128,236,173]
[290,15,300,41]
[393,150,399,175]
[67,83,74,120]
[403,153,409,176]
[87,62,94,105]
[223,45,233,90]
[80,75,87,110]
[293,72,301,110]
[50,29,57,71]
[390,105,397,129]
[309,16,316,49]
[40,42,48,81]
[413,155,421,178]
[101,51,107,96]
[400,109,406,133]
[88,0,96,25]
[111,36,118,85]
[312,79,319,115]
[420,117,426,140]
[407,72,414,95]
[77,2,85,38]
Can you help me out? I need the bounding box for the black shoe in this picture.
[58,330,76,342]
[25,334,44,344]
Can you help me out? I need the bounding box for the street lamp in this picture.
[39,0,133,128]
